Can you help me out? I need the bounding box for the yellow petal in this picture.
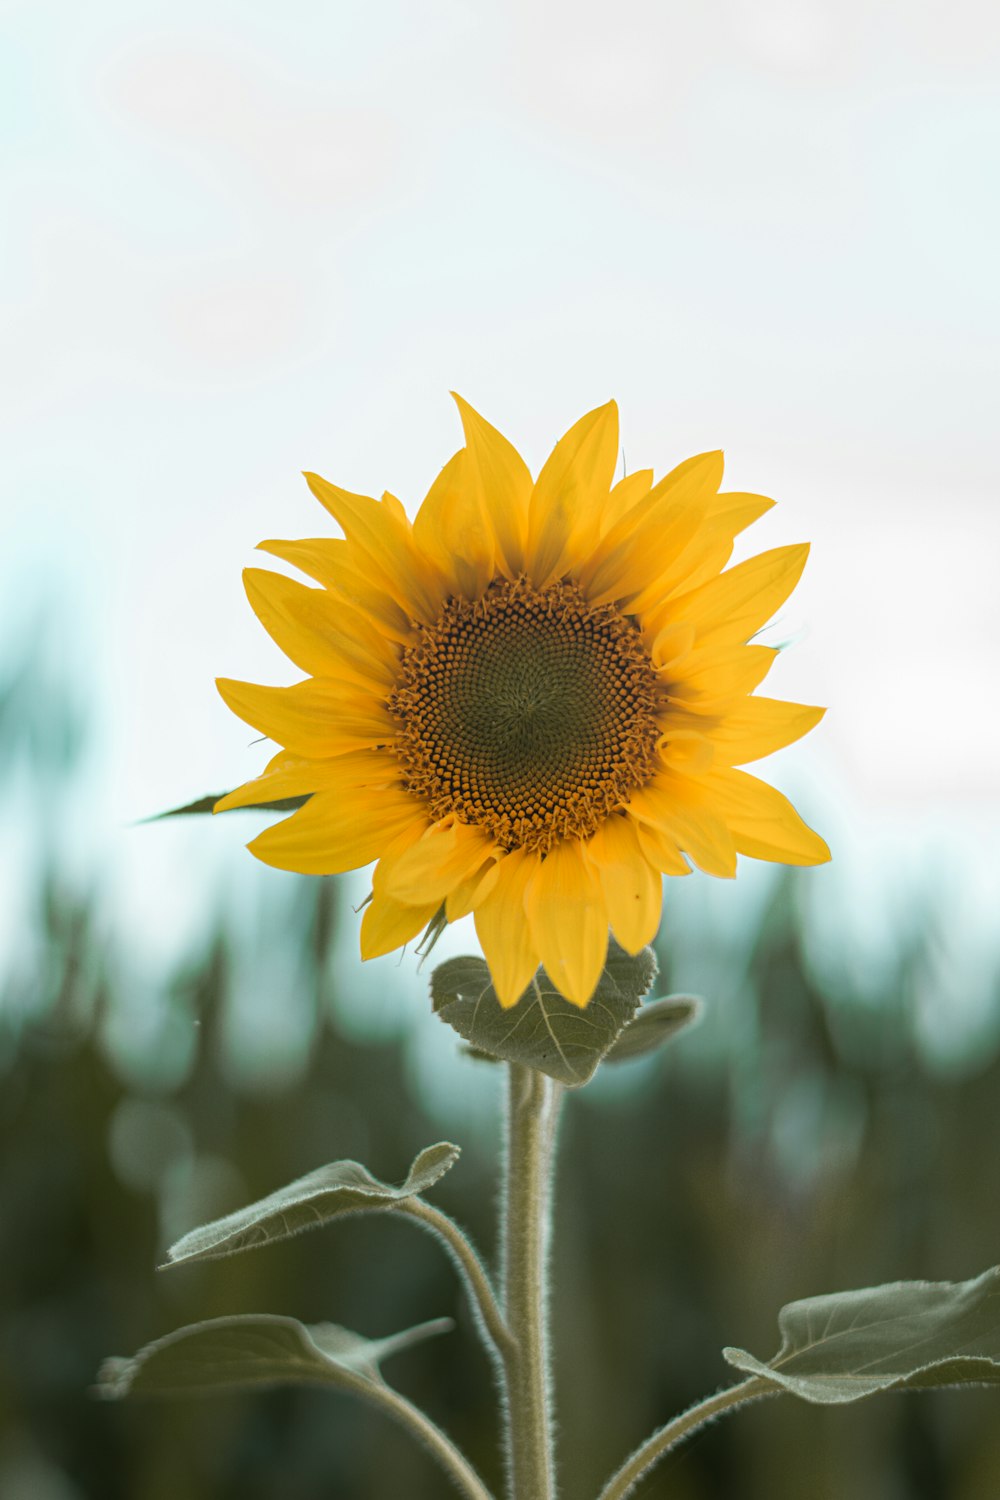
[525,840,609,1007]
[628,781,737,878]
[384,818,501,904]
[216,677,396,757]
[381,491,410,527]
[525,401,619,588]
[452,394,533,577]
[635,534,736,608]
[257,537,414,644]
[599,469,654,538]
[662,643,778,713]
[215,749,299,812]
[579,451,722,608]
[371,818,433,893]
[668,543,810,648]
[255,536,345,589]
[706,490,776,534]
[573,468,653,558]
[708,698,826,766]
[656,728,714,774]
[700,768,831,866]
[584,815,663,954]
[248,788,420,875]
[243,568,399,687]
[474,848,543,1008]
[650,621,696,670]
[597,462,773,615]
[445,859,501,921]
[631,817,691,876]
[412,448,495,599]
[361,889,439,959]
[214,748,400,812]
[304,473,445,623]
[626,522,745,615]
[633,496,785,631]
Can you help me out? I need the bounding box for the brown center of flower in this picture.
[387,577,661,852]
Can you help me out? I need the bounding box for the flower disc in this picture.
[389,578,661,853]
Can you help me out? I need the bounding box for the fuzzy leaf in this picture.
[724,1265,1000,1403]
[604,996,704,1063]
[432,942,657,1087]
[97,1314,453,1400]
[163,1143,460,1268]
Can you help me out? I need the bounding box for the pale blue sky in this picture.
[3,0,999,1081]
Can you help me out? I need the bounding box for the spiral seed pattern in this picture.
[388,577,661,852]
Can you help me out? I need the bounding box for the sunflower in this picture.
[216,397,829,1008]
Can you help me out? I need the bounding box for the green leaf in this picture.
[724,1264,1000,1403]
[163,1142,460,1268]
[431,941,657,1088]
[604,995,704,1063]
[97,1313,453,1400]
[141,792,309,822]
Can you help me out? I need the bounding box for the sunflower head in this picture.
[217,396,829,1009]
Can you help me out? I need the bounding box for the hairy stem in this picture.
[596,1377,778,1500]
[371,1381,497,1500]
[401,1197,514,1362]
[502,1063,561,1499]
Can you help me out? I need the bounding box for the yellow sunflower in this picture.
[216,397,829,1008]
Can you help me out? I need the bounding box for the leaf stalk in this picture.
[596,1377,777,1500]
[401,1197,515,1362]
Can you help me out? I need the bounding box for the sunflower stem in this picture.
[501,1063,561,1499]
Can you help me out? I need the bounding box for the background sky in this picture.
[3,0,999,1072]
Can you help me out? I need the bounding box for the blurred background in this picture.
[2,1,999,1496]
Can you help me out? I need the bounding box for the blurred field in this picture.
[3,645,1000,1500]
